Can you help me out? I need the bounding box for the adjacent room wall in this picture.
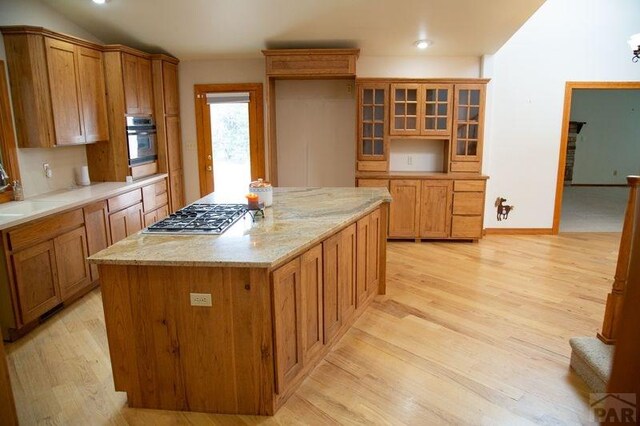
[0,0,101,197]
[570,89,640,185]
[482,0,640,229]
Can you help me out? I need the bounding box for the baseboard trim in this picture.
[484,228,554,235]
[569,184,627,187]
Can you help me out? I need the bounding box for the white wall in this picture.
[483,0,640,229]
[570,89,640,185]
[0,0,101,197]
[276,80,355,187]
[358,56,480,79]
[178,58,265,203]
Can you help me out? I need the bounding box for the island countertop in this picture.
[89,187,391,268]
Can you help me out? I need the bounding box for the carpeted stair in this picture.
[569,337,614,392]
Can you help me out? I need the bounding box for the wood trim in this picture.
[356,77,491,85]
[553,81,640,234]
[484,228,553,235]
[569,183,628,187]
[0,61,21,202]
[267,78,277,185]
[194,83,266,197]
[262,48,360,57]
[0,25,103,51]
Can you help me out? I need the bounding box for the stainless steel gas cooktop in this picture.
[144,203,248,235]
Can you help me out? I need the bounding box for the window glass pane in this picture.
[394,117,404,130]
[426,104,435,116]
[363,139,372,155]
[363,90,373,104]
[406,117,416,129]
[374,106,384,121]
[458,107,468,121]
[407,89,417,102]
[469,107,479,121]
[459,90,469,105]
[363,106,373,121]
[426,89,435,102]
[468,141,478,156]
[437,103,447,116]
[457,124,466,138]
[374,140,384,155]
[363,123,372,137]
[375,89,384,104]
[468,124,478,139]
[437,117,447,130]
[395,89,405,101]
[470,90,480,105]
[425,117,435,130]
[395,103,405,116]
[457,140,466,155]
[407,103,417,115]
[438,89,448,102]
[374,123,383,138]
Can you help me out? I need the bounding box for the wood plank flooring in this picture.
[5,233,619,425]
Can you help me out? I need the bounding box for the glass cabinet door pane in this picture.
[457,140,466,155]
[425,117,435,129]
[373,140,384,155]
[374,106,384,121]
[468,124,478,139]
[458,107,468,121]
[437,117,447,130]
[374,123,383,138]
[459,90,469,105]
[469,107,479,121]
[468,141,477,156]
[395,103,405,116]
[437,103,447,116]
[470,90,480,105]
[406,117,416,129]
[395,89,405,101]
[438,89,448,102]
[457,125,466,138]
[407,103,417,116]
[363,123,372,137]
[374,89,384,104]
[425,104,435,116]
[363,90,373,104]
[407,90,417,102]
[363,139,372,155]
[363,106,373,121]
[426,89,435,102]
[395,117,404,129]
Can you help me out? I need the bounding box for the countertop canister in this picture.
[249,178,272,207]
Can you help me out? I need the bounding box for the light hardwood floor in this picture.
[6,233,619,425]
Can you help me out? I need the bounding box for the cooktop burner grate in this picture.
[144,203,248,235]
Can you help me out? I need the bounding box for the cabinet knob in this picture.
[206,165,212,172]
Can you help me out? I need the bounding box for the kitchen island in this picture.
[90,187,391,415]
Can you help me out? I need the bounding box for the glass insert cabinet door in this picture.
[421,84,452,136]
[390,83,420,136]
[358,84,388,160]
[452,84,485,162]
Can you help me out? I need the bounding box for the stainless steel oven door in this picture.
[127,131,158,165]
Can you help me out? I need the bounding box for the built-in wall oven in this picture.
[126,116,158,166]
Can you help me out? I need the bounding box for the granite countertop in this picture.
[89,187,392,269]
[0,174,167,230]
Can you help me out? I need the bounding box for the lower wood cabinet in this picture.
[389,180,421,238]
[109,202,143,244]
[12,240,61,324]
[54,227,91,299]
[84,201,110,281]
[420,180,452,238]
[271,209,382,398]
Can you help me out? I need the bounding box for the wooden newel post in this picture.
[598,176,640,345]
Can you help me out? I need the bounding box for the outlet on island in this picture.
[43,163,52,179]
[190,293,212,307]
[407,156,413,166]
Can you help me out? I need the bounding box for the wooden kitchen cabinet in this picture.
[109,202,143,244]
[300,245,324,364]
[341,224,357,325]
[451,84,485,173]
[322,231,342,344]
[390,84,420,136]
[83,201,110,281]
[419,180,452,238]
[54,227,91,299]
[169,171,185,211]
[357,84,388,171]
[421,84,453,137]
[12,240,60,324]
[272,257,303,394]
[122,53,154,115]
[162,61,180,115]
[1,28,109,147]
[389,180,421,238]
[356,209,381,307]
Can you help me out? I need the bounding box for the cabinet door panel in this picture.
[137,57,154,115]
[162,61,180,115]
[390,84,421,136]
[272,258,303,394]
[452,192,484,216]
[169,171,185,212]
[452,84,485,163]
[54,227,91,299]
[389,180,421,238]
[420,180,452,238]
[357,84,388,161]
[84,201,110,281]
[77,46,109,143]
[109,209,128,244]
[421,84,452,136]
[367,209,381,297]
[122,53,140,115]
[300,245,323,363]
[12,240,60,324]
[341,224,357,324]
[451,215,483,239]
[44,37,84,145]
[356,215,371,307]
[322,232,342,344]
[126,203,144,235]
[166,116,183,172]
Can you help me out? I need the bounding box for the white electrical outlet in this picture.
[43,163,52,179]
[190,293,212,307]
[407,156,413,166]
[346,83,353,94]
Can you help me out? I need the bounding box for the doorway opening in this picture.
[553,82,640,233]
[194,84,265,197]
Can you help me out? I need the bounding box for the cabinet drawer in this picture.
[155,179,168,195]
[451,216,483,239]
[108,189,142,212]
[453,180,485,192]
[450,161,481,173]
[156,191,168,208]
[357,161,388,172]
[266,53,356,77]
[452,192,484,215]
[8,209,84,251]
[142,184,169,213]
[357,179,389,188]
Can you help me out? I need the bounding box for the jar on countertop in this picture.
[249,178,272,207]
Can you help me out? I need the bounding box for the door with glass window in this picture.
[451,84,485,163]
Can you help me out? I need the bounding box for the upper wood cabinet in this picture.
[162,61,180,115]
[1,28,109,147]
[122,53,154,116]
[357,84,388,162]
[390,83,453,137]
[390,84,420,136]
[451,84,485,172]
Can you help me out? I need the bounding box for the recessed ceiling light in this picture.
[92,0,107,4]
[415,40,433,50]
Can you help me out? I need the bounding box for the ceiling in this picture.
[41,0,546,60]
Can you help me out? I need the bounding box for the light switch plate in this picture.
[190,293,212,307]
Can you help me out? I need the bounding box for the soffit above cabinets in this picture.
[39,0,546,60]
